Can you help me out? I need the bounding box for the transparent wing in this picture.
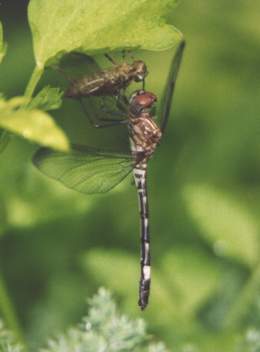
[54,52,102,79]
[33,145,133,194]
[159,39,185,134]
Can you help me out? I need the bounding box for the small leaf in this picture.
[28,0,182,68]
[183,185,259,267]
[0,96,69,151]
[28,86,63,111]
[0,22,7,63]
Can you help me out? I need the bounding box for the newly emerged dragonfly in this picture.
[33,40,185,309]
[65,54,148,98]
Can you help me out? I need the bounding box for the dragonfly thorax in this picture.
[129,113,162,161]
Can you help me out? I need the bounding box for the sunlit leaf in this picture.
[183,185,259,267]
[28,0,182,68]
[0,22,7,63]
[28,86,63,111]
[0,96,29,110]
[0,97,69,151]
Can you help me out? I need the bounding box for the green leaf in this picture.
[0,22,7,63]
[0,97,69,151]
[28,0,182,68]
[28,86,63,111]
[41,289,168,352]
[183,185,259,267]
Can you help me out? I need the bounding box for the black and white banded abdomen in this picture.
[133,166,151,309]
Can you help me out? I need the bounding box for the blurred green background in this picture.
[0,1,260,351]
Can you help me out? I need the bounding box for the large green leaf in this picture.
[0,22,7,63]
[0,96,69,151]
[28,0,182,68]
[183,185,259,267]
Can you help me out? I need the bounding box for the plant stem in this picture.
[0,273,26,346]
[24,65,43,99]
[225,261,260,328]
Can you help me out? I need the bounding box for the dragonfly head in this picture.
[131,61,148,82]
[129,90,157,117]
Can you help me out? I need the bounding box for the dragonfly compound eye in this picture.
[129,90,157,117]
[132,91,157,108]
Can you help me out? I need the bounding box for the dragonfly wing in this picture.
[159,39,185,134]
[56,53,102,79]
[33,145,133,194]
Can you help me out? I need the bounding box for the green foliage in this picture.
[42,289,168,352]
[28,86,63,111]
[0,96,69,151]
[82,249,175,325]
[1,1,260,352]
[0,290,168,352]
[28,0,181,69]
[183,185,259,267]
[0,321,23,352]
[160,247,221,318]
[0,22,7,64]
[237,328,260,352]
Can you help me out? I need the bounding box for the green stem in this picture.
[0,273,26,347]
[225,261,260,328]
[24,65,43,99]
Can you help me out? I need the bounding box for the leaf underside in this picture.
[28,0,182,68]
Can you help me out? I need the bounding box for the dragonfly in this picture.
[64,53,148,98]
[33,39,185,309]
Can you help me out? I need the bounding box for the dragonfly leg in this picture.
[115,93,129,112]
[104,53,117,65]
[79,98,127,129]
[121,49,135,62]
[98,97,125,117]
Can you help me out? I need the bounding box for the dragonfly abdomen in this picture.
[133,166,151,310]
